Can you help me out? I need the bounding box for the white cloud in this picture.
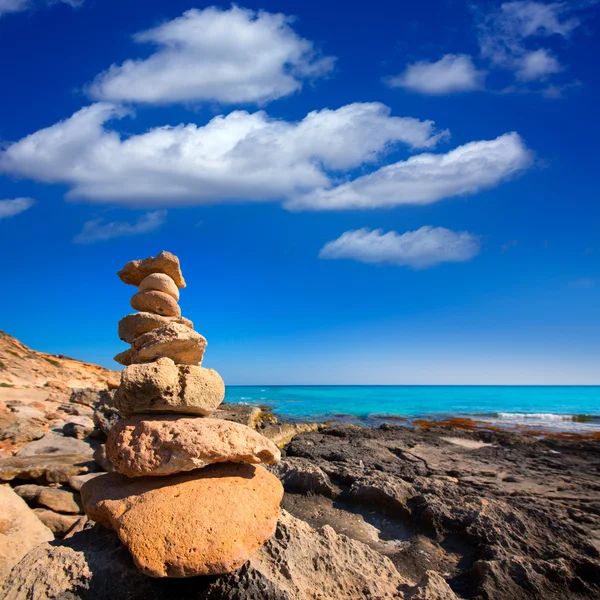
[320,227,481,269]
[386,54,485,95]
[0,102,447,206]
[0,197,35,218]
[477,1,582,83]
[0,0,81,17]
[288,132,533,210]
[73,210,167,243]
[88,6,335,106]
[515,48,563,81]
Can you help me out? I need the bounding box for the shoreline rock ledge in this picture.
[82,251,283,578]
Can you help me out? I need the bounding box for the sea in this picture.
[224,385,600,433]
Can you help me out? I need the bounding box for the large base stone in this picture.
[81,464,283,578]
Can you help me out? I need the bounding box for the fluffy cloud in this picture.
[0,102,448,206]
[320,227,481,269]
[288,132,533,210]
[478,1,580,82]
[386,54,485,95]
[0,197,35,218]
[88,6,335,106]
[73,210,167,243]
[0,0,81,17]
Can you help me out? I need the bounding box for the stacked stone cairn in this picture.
[80,251,283,578]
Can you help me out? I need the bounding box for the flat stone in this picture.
[106,416,281,477]
[118,312,193,344]
[118,251,186,289]
[0,486,54,582]
[15,433,94,457]
[62,416,96,439]
[139,273,179,301]
[81,464,283,577]
[114,347,135,366]
[33,508,81,537]
[113,357,224,416]
[13,484,83,514]
[0,454,98,483]
[67,472,105,491]
[130,291,181,317]
[132,322,206,365]
[93,444,114,472]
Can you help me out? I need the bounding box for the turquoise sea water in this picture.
[224,386,600,432]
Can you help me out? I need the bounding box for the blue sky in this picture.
[0,0,598,384]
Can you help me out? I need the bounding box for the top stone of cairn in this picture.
[118,251,186,289]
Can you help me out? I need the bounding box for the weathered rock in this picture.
[63,416,96,439]
[262,422,320,447]
[34,508,81,537]
[113,347,135,366]
[132,323,206,365]
[63,515,90,539]
[93,444,114,472]
[405,571,459,599]
[14,484,83,514]
[268,457,339,498]
[139,273,180,301]
[130,290,181,317]
[93,393,120,436]
[113,357,224,416]
[118,312,193,344]
[68,472,105,491]
[213,403,264,428]
[16,433,94,457]
[0,486,54,582]
[118,250,186,289]
[70,388,115,408]
[1,510,410,599]
[107,416,280,477]
[81,464,283,577]
[0,454,98,483]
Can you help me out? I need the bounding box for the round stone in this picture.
[138,273,179,301]
[106,416,281,477]
[130,291,180,317]
[81,464,283,577]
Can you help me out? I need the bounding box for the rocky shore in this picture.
[2,330,600,598]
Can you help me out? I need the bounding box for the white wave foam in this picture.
[497,413,576,422]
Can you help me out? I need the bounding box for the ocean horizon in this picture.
[224,385,600,432]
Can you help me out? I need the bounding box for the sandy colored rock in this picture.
[14,484,82,514]
[118,251,186,289]
[113,358,224,416]
[0,454,98,483]
[67,472,104,491]
[0,486,54,582]
[107,416,280,477]
[114,347,135,366]
[130,291,181,317]
[139,273,180,301]
[81,464,283,578]
[132,322,206,365]
[34,508,81,537]
[16,433,94,457]
[118,312,193,344]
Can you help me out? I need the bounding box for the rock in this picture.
[63,416,96,439]
[93,393,120,436]
[33,508,81,537]
[113,357,224,416]
[13,484,83,514]
[139,273,180,301]
[70,388,115,408]
[118,250,186,289]
[107,416,281,477]
[63,515,90,539]
[268,457,339,498]
[113,347,135,366]
[1,510,410,599]
[261,422,320,447]
[0,454,98,483]
[132,323,206,365]
[67,472,105,491]
[213,403,264,428]
[406,571,459,599]
[0,486,54,582]
[81,464,283,577]
[118,312,193,344]
[93,444,114,472]
[130,290,181,317]
[15,433,94,457]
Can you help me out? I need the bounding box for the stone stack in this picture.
[80,251,283,578]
